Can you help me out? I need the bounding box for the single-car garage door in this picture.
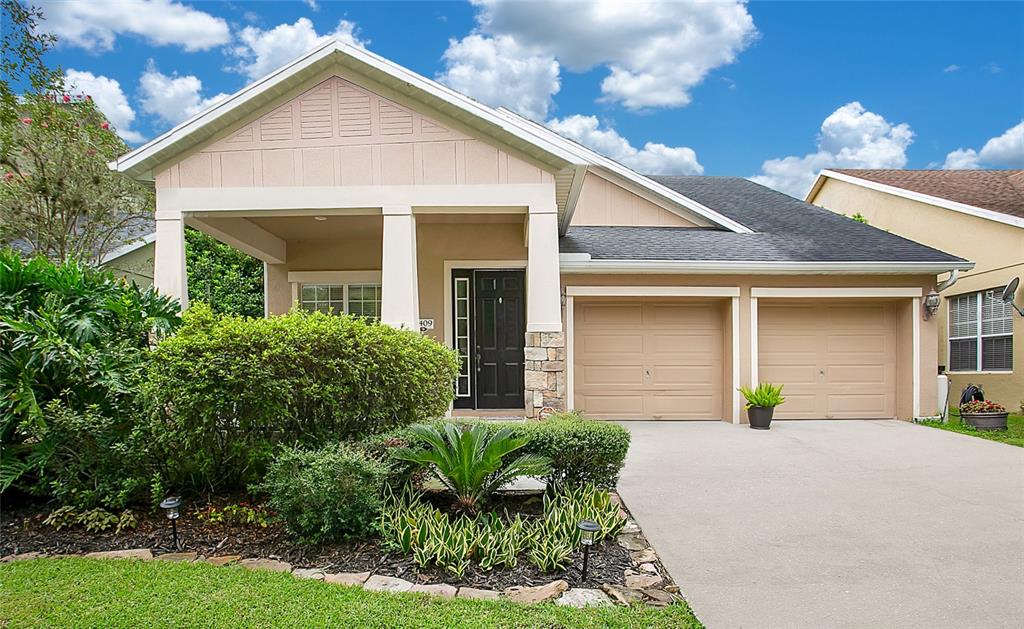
[574,299,723,420]
[758,301,897,419]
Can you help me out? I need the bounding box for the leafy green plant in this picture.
[738,383,786,409]
[394,423,551,513]
[43,506,137,533]
[144,305,459,492]
[0,250,180,505]
[258,443,388,544]
[526,525,575,572]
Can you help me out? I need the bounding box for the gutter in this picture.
[934,268,960,292]
[558,254,975,275]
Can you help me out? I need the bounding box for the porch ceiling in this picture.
[248,215,383,240]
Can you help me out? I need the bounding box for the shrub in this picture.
[259,443,388,544]
[0,250,180,504]
[144,305,459,491]
[394,423,551,513]
[368,413,630,490]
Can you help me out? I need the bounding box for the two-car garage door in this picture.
[572,297,898,421]
[573,300,723,420]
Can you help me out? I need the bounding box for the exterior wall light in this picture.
[577,519,601,581]
[923,291,941,320]
[160,496,182,550]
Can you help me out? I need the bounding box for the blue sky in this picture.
[32,0,1024,198]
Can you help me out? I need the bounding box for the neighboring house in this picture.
[101,232,155,287]
[807,169,1022,409]
[111,40,971,422]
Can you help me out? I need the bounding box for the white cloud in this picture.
[304,0,320,11]
[943,64,960,73]
[439,35,560,120]
[546,115,703,175]
[64,69,145,143]
[229,18,365,81]
[751,102,914,198]
[139,61,229,126]
[942,122,1024,169]
[440,0,756,114]
[37,0,229,52]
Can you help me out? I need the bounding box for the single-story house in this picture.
[111,40,972,423]
[101,232,155,287]
[807,169,1022,409]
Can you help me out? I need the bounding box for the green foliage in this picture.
[375,414,630,490]
[0,250,180,505]
[185,228,264,318]
[143,305,459,491]
[1,0,63,147]
[394,423,551,513]
[43,505,137,534]
[194,503,269,528]
[738,382,786,409]
[258,443,388,544]
[850,213,869,224]
[380,483,625,576]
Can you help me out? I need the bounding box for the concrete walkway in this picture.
[617,420,1024,629]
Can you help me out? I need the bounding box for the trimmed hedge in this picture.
[365,412,630,489]
[259,443,387,544]
[144,304,459,491]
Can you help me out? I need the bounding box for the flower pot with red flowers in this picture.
[960,400,1009,431]
[738,383,786,430]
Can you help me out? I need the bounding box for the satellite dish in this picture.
[1002,277,1019,303]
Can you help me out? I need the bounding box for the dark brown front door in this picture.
[454,270,525,409]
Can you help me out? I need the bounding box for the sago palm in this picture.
[394,423,551,513]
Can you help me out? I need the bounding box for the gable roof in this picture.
[112,39,750,235]
[559,176,972,273]
[807,169,1024,229]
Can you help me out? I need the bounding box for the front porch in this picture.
[152,186,565,417]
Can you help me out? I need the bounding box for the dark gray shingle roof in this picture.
[559,176,967,264]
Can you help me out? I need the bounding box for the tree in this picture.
[0,1,151,264]
[186,227,265,317]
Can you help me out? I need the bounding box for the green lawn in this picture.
[918,409,1024,447]
[0,558,703,628]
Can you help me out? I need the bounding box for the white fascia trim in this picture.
[101,232,156,264]
[751,287,924,298]
[810,170,1024,230]
[566,285,739,297]
[113,40,579,178]
[287,270,382,284]
[558,256,975,275]
[494,108,754,235]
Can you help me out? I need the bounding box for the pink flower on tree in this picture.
[21,117,31,124]
[100,121,110,130]
[4,172,14,181]
[62,94,71,103]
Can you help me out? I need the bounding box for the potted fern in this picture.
[738,383,785,430]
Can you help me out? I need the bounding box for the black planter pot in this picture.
[962,412,1009,431]
[747,406,775,430]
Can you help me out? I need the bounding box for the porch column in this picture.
[153,215,188,310]
[380,205,419,329]
[526,203,562,333]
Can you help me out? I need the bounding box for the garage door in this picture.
[574,300,723,420]
[758,302,897,419]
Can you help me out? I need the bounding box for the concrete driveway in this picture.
[617,420,1024,629]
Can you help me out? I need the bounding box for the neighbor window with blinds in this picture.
[300,284,382,320]
[948,289,1014,372]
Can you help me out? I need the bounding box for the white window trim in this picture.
[948,290,1014,373]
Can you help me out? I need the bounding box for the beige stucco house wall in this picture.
[809,175,1022,409]
[113,40,968,423]
[102,238,155,288]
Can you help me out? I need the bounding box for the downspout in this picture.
[935,268,960,292]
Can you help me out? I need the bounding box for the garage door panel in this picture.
[575,299,723,420]
[580,333,644,355]
[651,365,717,387]
[759,302,896,420]
[580,304,643,326]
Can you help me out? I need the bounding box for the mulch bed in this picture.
[1,493,632,590]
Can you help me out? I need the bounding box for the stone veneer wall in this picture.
[524,331,566,418]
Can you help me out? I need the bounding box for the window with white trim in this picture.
[948,289,1013,372]
[299,283,382,320]
[453,276,471,398]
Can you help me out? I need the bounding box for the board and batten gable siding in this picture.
[153,76,555,189]
[570,172,699,227]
